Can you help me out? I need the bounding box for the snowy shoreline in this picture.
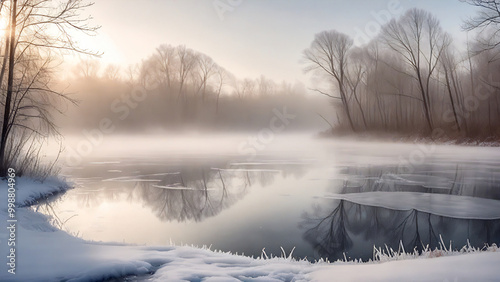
[0,178,499,281]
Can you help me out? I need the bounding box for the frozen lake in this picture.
[35,134,500,261]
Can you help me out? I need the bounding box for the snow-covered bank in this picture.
[3,177,72,207]
[312,251,500,282]
[0,178,499,281]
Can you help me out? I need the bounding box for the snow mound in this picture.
[150,247,311,281]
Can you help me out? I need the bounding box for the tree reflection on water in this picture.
[301,163,500,261]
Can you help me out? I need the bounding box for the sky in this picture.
[72,0,479,84]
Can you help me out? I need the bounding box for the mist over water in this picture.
[36,134,500,261]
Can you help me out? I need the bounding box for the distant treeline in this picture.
[60,45,331,132]
[303,7,500,139]
[61,5,500,140]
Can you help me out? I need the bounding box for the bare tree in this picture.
[196,53,216,102]
[381,8,451,132]
[103,64,121,81]
[0,0,19,172]
[73,59,100,78]
[346,48,368,129]
[234,78,255,99]
[125,63,139,83]
[214,65,230,114]
[256,75,275,97]
[365,41,388,129]
[0,0,99,176]
[463,0,500,49]
[155,44,176,89]
[176,45,198,101]
[303,30,356,131]
[440,46,463,131]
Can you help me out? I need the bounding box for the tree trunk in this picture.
[443,68,461,131]
[416,70,433,132]
[0,0,17,173]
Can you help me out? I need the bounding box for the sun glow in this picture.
[0,15,8,32]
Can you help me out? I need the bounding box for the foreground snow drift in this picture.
[312,251,500,282]
[0,178,499,281]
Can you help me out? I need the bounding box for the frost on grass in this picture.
[370,238,498,263]
[313,242,500,282]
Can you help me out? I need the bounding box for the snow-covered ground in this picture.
[0,178,499,281]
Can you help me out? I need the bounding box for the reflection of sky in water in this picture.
[36,137,500,261]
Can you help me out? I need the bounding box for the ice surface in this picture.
[327,192,500,219]
[211,168,282,172]
[377,174,452,189]
[152,185,216,191]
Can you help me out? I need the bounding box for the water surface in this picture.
[36,135,500,261]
